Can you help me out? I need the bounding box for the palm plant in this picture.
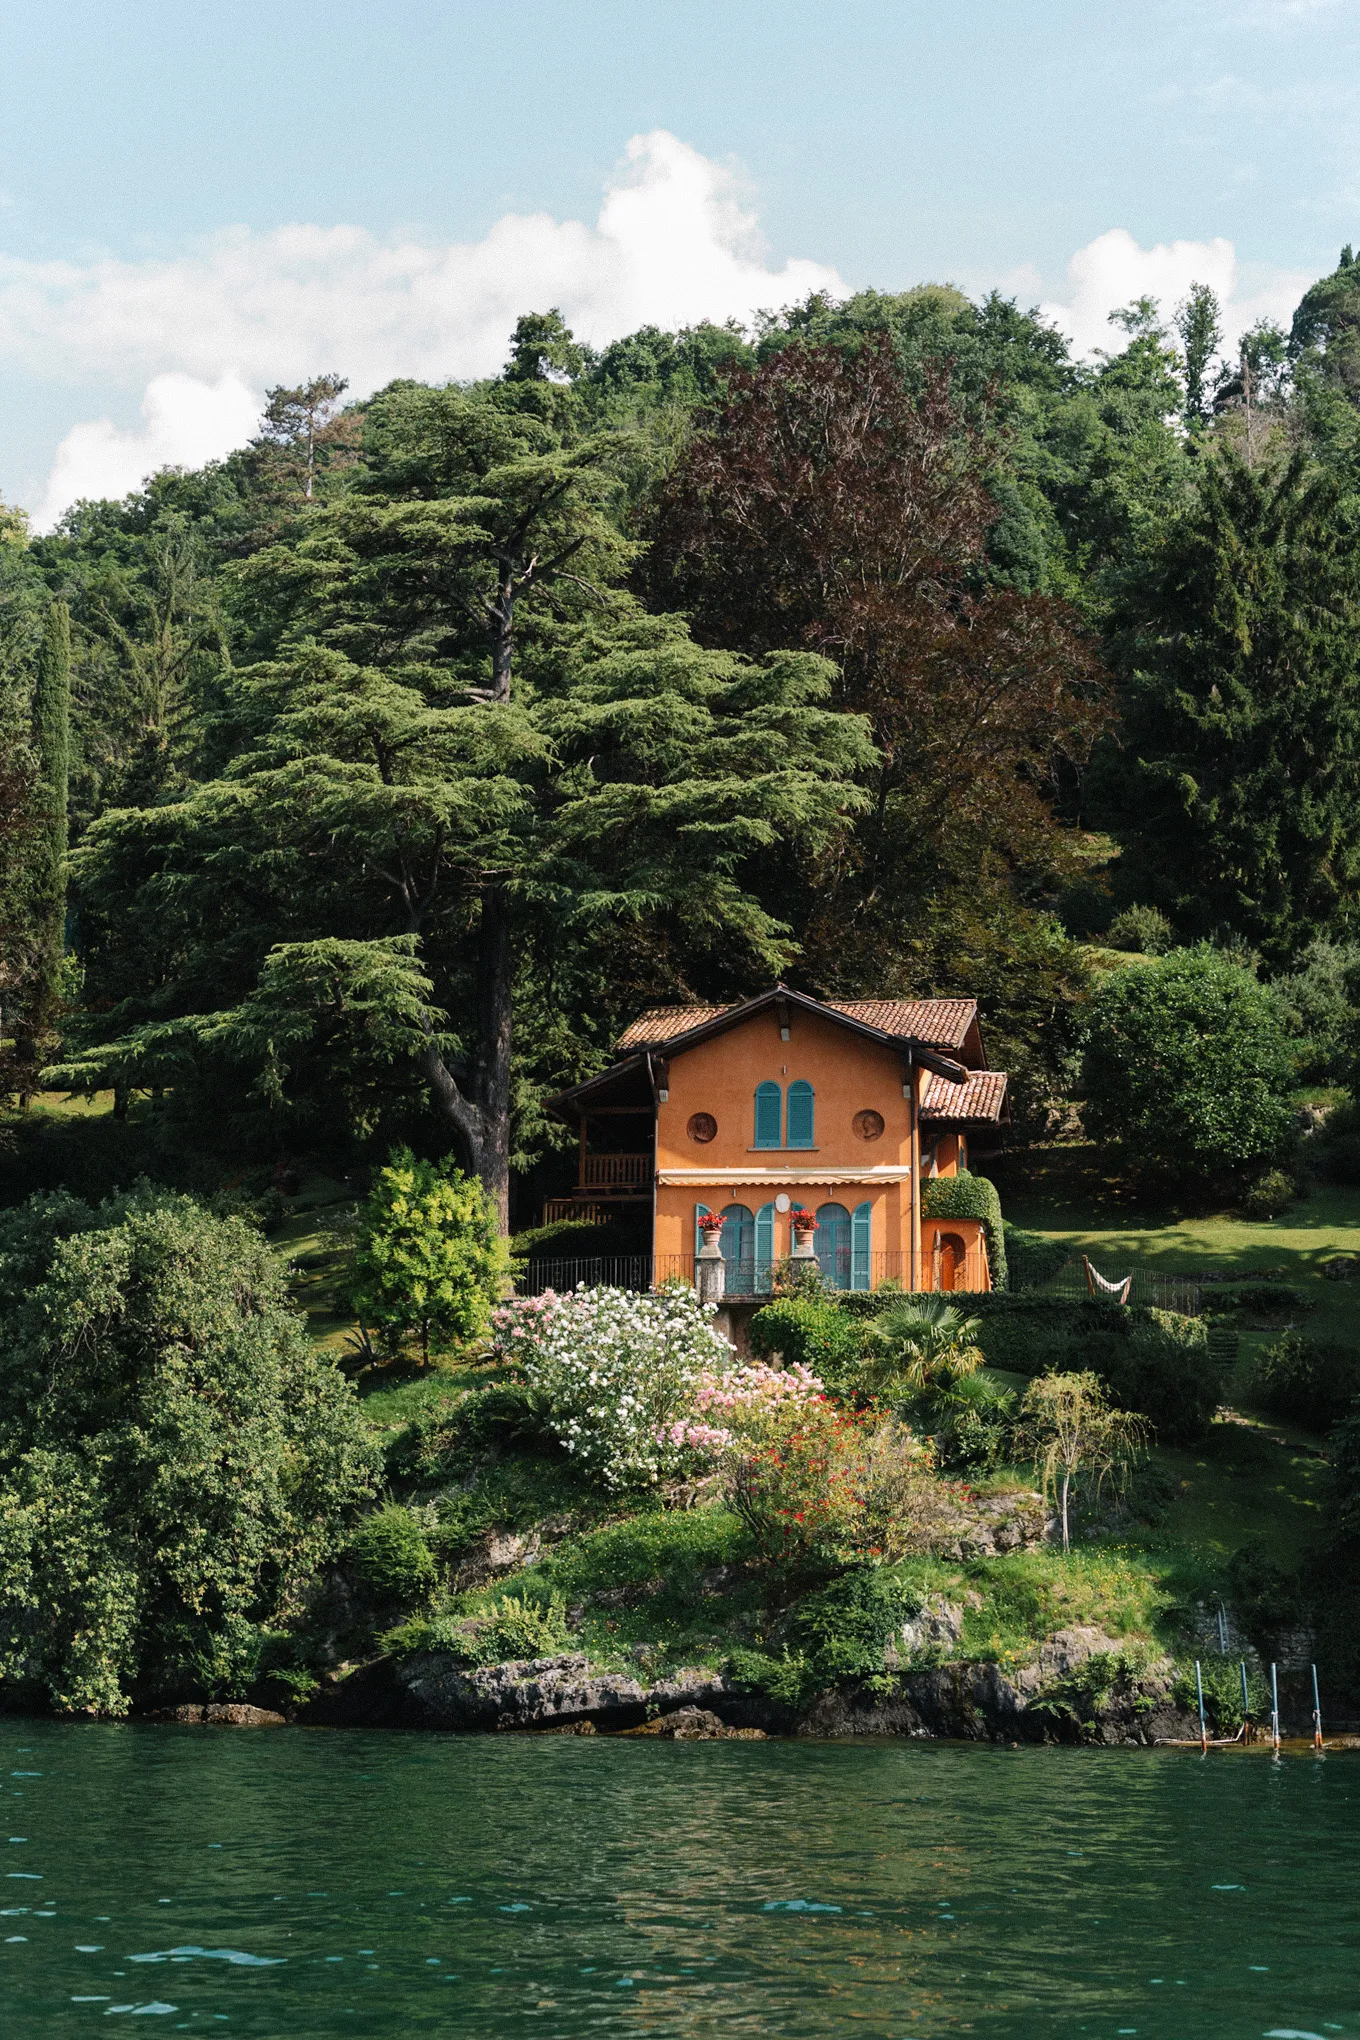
[865,1296,1013,1468]
[864,1295,986,1405]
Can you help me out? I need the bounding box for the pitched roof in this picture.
[616,1005,731,1047]
[616,995,977,1053]
[920,1069,1009,1124]
[828,999,976,1051]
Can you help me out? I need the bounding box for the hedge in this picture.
[801,1290,1221,1443]
[747,1298,867,1399]
[921,1171,1007,1290]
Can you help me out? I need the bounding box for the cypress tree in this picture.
[15,601,71,1088]
[34,599,71,906]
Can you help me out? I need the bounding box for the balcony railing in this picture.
[515,1249,991,1298]
[581,1153,651,1192]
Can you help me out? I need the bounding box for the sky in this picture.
[2,0,1358,526]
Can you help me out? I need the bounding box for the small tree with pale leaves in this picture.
[1017,1372,1148,1551]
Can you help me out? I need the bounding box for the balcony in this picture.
[541,1151,652,1225]
[582,1152,651,1193]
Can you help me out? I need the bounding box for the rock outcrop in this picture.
[306,1624,1195,1744]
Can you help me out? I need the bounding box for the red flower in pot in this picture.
[696,1211,725,1236]
[789,1206,818,1233]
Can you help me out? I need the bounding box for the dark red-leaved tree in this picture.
[644,336,1109,983]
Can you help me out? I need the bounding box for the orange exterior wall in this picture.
[653,1006,921,1280]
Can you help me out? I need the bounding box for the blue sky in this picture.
[1,0,1357,522]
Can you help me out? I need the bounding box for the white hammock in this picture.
[1084,1256,1132,1305]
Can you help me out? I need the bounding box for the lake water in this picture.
[0,1722,1356,2037]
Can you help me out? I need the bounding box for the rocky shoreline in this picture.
[291,1621,1203,1743]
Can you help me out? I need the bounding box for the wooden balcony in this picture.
[581,1152,651,1193]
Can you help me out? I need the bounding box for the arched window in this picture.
[755,1203,775,1293]
[851,1201,873,1291]
[816,1202,851,1288]
[786,1079,815,1148]
[720,1203,754,1291]
[754,1080,782,1148]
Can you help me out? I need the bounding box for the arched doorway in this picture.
[935,1231,967,1292]
[815,1202,852,1288]
[721,1203,755,1293]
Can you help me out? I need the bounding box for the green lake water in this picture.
[0,1722,1356,2038]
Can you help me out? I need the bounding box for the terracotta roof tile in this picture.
[828,998,976,1049]
[920,1070,1009,1123]
[615,995,978,1052]
[615,1005,732,1047]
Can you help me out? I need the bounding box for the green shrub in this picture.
[351,1148,511,1362]
[1213,1281,1310,1318]
[728,1567,925,1706]
[1251,1333,1360,1431]
[1004,1224,1068,1291]
[347,1504,437,1605]
[1240,1169,1297,1220]
[1307,1099,1360,1184]
[1172,1653,1269,1731]
[1331,1408,1360,1544]
[0,1189,379,1715]
[748,1298,868,1398]
[1082,946,1295,1183]
[1107,905,1175,955]
[921,1171,1007,1289]
[466,1590,571,1664]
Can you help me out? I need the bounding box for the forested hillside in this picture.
[6,261,1360,1217]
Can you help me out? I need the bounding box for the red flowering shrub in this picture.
[726,1399,951,1570]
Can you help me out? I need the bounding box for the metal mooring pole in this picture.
[1240,1660,1252,1744]
[1312,1664,1324,1752]
[1271,1662,1281,1753]
[1195,1660,1208,1754]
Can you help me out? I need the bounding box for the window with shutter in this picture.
[754,1081,783,1147]
[694,1204,712,1256]
[851,1202,872,1290]
[755,1203,775,1292]
[786,1079,815,1148]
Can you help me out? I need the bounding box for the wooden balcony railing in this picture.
[581,1153,651,1192]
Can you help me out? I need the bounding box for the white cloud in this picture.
[1037,226,1311,358]
[5,131,844,525]
[35,372,260,530]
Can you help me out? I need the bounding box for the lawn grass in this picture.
[998,1140,1360,1355]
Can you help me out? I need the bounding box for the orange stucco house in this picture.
[545,986,1009,1293]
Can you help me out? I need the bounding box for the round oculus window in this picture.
[853,1109,886,1141]
[687,1111,718,1144]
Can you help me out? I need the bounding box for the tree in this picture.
[1081,947,1295,1184]
[350,1147,510,1362]
[54,587,871,1222]
[1017,1371,1147,1550]
[18,602,71,1070]
[1175,283,1223,431]
[259,374,351,498]
[0,1189,379,1714]
[505,310,586,383]
[1101,450,1360,960]
[644,334,1109,982]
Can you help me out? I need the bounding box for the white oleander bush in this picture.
[490,1284,734,1491]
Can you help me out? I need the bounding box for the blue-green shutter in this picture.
[851,1201,872,1290]
[694,1203,711,1256]
[755,1203,775,1292]
[786,1079,815,1147]
[754,1081,782,1147]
